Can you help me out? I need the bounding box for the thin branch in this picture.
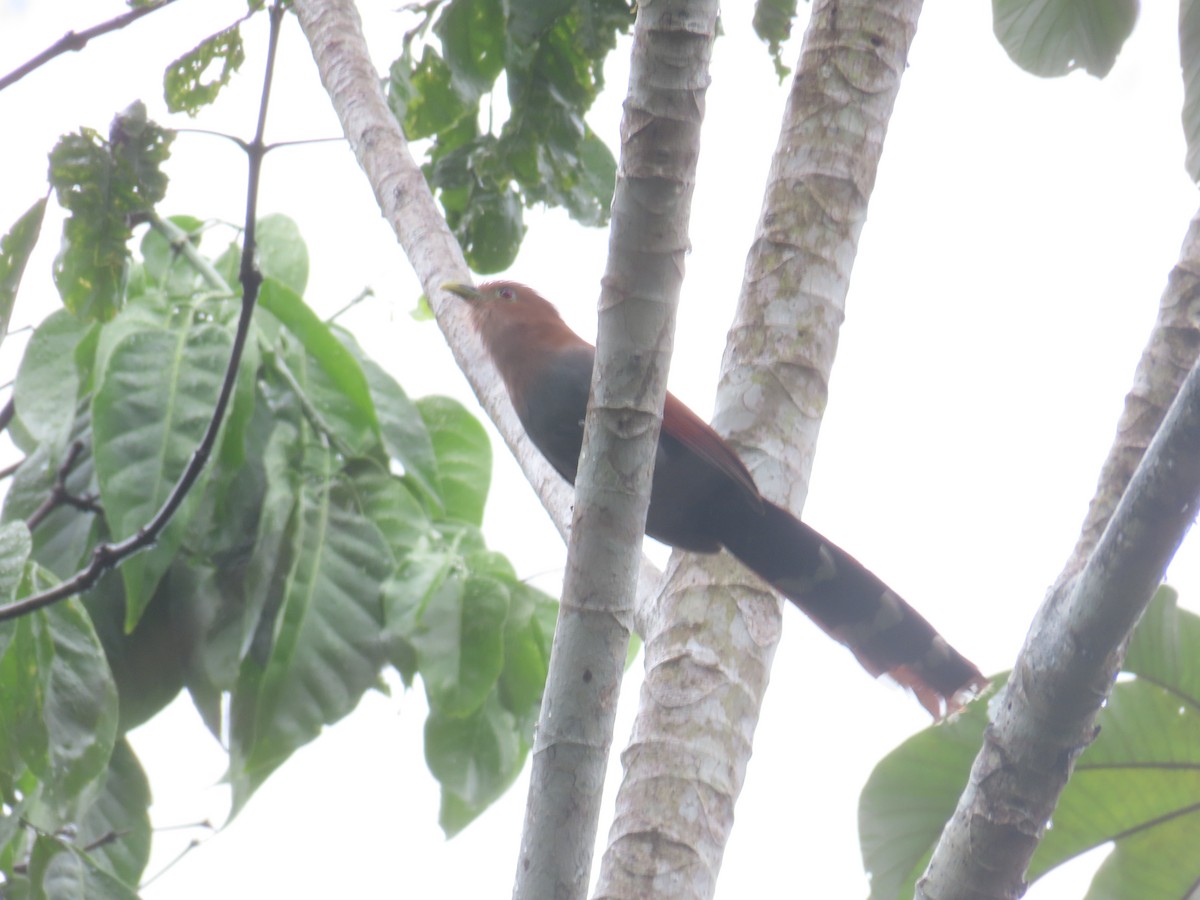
[0,397,14,434]
[0,459,23,481]
[25,441,100,532]
[0,2,289,623]
[0,0,182,92]
[147,212,234,294]
[919,207,1200,898]
[326,287,374,323]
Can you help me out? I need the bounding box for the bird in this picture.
[445,280,985,716]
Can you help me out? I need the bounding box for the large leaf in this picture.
[0,571,118,816]
[417,395,491,526]
[859,587,1200,900]
[13,310,92,452]
[25,832,139,900]
[229,439,392,814]
[3,406,102,581]
[0,198,47,348]
[76,738,152,887]
[0,522,31,605]
[254,214,309,296]
[335,329,441,509]
[259,278,379,455]
[993,0,1139,78]
[92,321,233,629]
[426,692,527,837]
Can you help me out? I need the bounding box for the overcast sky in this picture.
[2,1,1197,897]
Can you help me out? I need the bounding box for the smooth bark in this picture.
[513,4,719,897]
[918,207,1200,899]
[596,2,925,897]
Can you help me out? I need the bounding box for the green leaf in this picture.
[388,47,475,141]
[435,0,508,101]
[49,103,173,320]
[753,0,798,80]
[218,317,260,470]
[992,0,1139,78]
[0,522,32,604]
[138,214,209,297]
[0,585,118,814]
[335,330,441,508]
[0,198,47,346]
[26,832,139,900]
[85,571,186,734]
[259,278,380,454]
[1182,0,1200,180]
[460,183,526,274]
[76,738,151,887]
[182,414,298,740]
[229,441,392,814]
[13,310,91,452]
[254,214,309,296]
[859,587,1200,899]
[3,408,101,581]
[342,458,430,559]
[417,569,510,717]
[858,677,1002,899]
[92,322,233,628]
[164,24,247,116]
[1025,587,1200,896]
[426,691,527,837]
[417,396,491,525]
[497,581,554,733]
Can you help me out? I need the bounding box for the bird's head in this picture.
[443,280,576,355]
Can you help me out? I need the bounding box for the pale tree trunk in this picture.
[512,2,718,897]
[918,210,1200,899]
[291,0,577,538]
[595,1,925,897]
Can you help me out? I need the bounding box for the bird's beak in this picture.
[442,282,482,302]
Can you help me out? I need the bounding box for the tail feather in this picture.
[715,499,985,717]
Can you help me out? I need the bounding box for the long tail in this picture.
[715,499,985,716]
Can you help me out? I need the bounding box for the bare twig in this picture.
[25,441,101,532]
[0,0,182,92]
[0,458,23,481]
[0,2,289,623]
[0,397,15,434]
[326,287,373,323]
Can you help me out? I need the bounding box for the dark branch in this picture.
[0,0,181,93]
[25,441,100,532]
[0,397,14,434]
[0,3,289,623]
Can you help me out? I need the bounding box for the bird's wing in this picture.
[661,392,761,504]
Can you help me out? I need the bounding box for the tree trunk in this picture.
[596,2,925,897]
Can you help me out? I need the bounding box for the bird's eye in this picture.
[498,286,516,301]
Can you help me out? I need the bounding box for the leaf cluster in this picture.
[0,204,555,893]
[386,0,632,273]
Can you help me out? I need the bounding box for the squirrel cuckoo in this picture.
[446,280,985,716]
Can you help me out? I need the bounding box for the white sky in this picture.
[1,0,1197,897]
